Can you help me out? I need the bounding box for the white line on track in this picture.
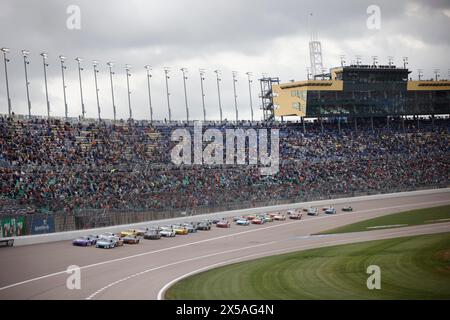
[0,199,449,293]
[156,222,450,300]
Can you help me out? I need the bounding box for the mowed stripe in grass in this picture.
[318,205,450,235]
[165,232,450,300]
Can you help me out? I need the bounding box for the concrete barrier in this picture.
[7,187,450,246]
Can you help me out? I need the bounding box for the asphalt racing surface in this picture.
[0,190,449,300]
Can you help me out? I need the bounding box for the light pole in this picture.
[181,67,189,122]
[433,69,440,81]
[41,52,50,118]
[22,50,32,117]
[417,69,423,81]
[199,69,206,122]
[372,55,378,66]
[339,55,346,67]
[75,57,85,119]
[145,65,153,123]
[1,48,12,116]
[403,56,408,69]
[93,60,101,121]
[388,56,394,67]
[59,55,68,119]
[214,70,223,122]
[107,62,116,122]
[245,72,254,122]
[232,71,239,123]
[164,67,171,122]
[125,64,132,120]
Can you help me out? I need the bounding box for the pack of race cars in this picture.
[72,204,352,248]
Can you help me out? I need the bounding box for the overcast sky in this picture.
[0,0,449,121]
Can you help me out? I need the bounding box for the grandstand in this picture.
[1,113,449,236]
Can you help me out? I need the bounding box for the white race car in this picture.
[307,207,319,216]
[236,219,250,226]
[160,227,176,237]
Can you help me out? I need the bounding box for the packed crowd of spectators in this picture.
[0,115,449,215]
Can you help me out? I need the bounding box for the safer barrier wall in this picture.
[5,187,450,246]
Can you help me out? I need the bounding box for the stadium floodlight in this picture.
[214,70,223,122]
[388,56,394,67]
[372,56,378,67]
[245,72,254,122]
[339,55,346,67]
[22,50,32,117]
[40,52,50,117]
[75,57,85,118]
[1,47,12,116]
[164,67,172,122]
[433,69,440,81]
[93,61,101,121]
[402,56,408,69]
[306,67,311,80]
[107,62,116,121]
[417,69,423,81]
[199,69,206,122]
[232,71,239,123]
[145,65,153,123]
[181,68,189,122]
[59,55,68,119]
[355,55,362,66]
[125,64,132,120]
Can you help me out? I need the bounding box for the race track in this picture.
[0,190,449,300]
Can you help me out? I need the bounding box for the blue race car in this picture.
[72,235,97,246]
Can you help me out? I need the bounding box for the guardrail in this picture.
[5,187,449,247]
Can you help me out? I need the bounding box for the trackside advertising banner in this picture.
[30,216,55,235]
[1,217,26,237]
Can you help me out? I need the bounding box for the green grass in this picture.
[317,205,450,235]
[165,232,450,300]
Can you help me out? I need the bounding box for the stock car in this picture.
[123,235,140,244]
[246,215,257,221]
[134,229,147,236]
[172,225,189,235]
[216,220,231,228]
[143,228,161,240]
[325,207,337,214]
[251,217,265,225]
[96,236,123,249]
[307,207,319,216]
[342,205,353,212]
[274,214,286,221]
[119,229,138,237]
[212,218,222,224]
[72,235,97,246]
[287,210,296,216]
[196,221,212,230]
[160,227,176,237]
[262,215,273,223]
[182,223,198,233]
[236,219,250,226]
[289,212,303,220]
[233,216,245,222]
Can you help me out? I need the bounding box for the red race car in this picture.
[216,220,231,228]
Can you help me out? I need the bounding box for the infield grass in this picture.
[165,232,450,300]
[317,205,450,235]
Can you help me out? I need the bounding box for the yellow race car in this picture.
[119,229,138,237]
[171,225,189,235]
